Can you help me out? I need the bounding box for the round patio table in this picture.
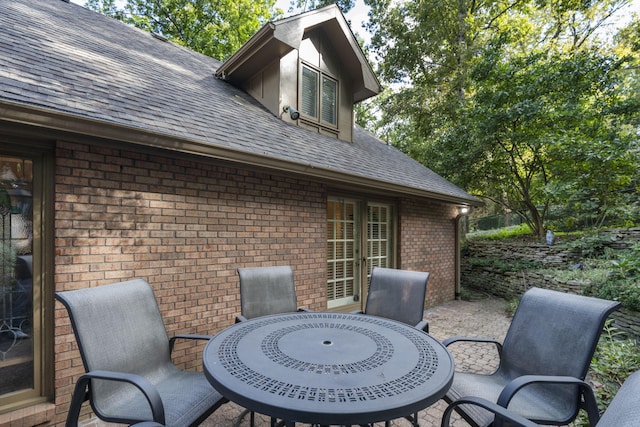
[203,312,454,426]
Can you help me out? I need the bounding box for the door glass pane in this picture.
[367,204,392,278]
[0,156,34,396]
[301,66,318,118]
[327,199,358,308]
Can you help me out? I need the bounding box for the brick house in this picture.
[0,0,479,425]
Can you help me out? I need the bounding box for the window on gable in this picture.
[321,76,337,124]
[301,66,318,119]
[300,64,337,126]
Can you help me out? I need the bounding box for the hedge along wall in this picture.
[461,228,640,339]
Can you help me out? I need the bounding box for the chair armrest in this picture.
[236,309,311,323]
[351,310,429,332]
[497,375,600,427]
[443,336,503,354]
[441,396,539,427]
[66,370,164,427]
[169,334,212,352]
[131,423,165,427]
[414,319,429,333]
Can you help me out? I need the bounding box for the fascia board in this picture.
[0,100,480,206]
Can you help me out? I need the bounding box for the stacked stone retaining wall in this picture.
[461,228,640,339]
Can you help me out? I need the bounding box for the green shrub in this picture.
[466,223,533,241]
[504,297,519,317]
[582,243,640,312]
[608,243,640,279]
[575,323,640,426]
[565,233,613,258]
[584,280,640,312]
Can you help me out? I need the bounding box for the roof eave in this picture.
[1,100,479,206]
[214,23,276,79]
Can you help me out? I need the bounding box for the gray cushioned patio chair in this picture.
[354,267,430,427]
[441,369,640,427]
[56,279,227,427]
[236,265,309,322]
[442,287,620,427]
[236,265,310,426]
[356,267,430,332]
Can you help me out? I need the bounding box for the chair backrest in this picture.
[499,287,620,420]
[237,266,298,319]
[501,288,620,379]
[597,370,640,426]
[364,267,429,326]
[56,279,175,416]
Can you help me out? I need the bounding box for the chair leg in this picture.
[404,411,419,427]
[234,408,254,427]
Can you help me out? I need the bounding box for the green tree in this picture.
[85,0,126,19]
[284,0,355,14]
[465,46,638,235]
[86,0,280,60]
[365,0,639,239]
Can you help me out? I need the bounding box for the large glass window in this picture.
[0,145,50,413]
[0,156,34,396]
[301,64,338,126]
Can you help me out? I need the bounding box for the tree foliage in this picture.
[365,0,640,239]
[85,0,280,60]
[284,0,355,14]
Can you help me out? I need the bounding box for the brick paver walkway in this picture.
[202,295,512,427]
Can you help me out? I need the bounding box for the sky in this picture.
[274,0,372,43]
[69,0,637,47]
[70,0,374,43]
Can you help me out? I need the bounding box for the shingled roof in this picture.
[0,0,479,206]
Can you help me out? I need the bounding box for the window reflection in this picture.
[0,157,34,396]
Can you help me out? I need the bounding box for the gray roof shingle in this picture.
[0,0,478,205]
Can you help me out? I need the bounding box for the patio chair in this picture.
[236,265,310,426]
[355,267,430,332]
[441,369,640,427]
[354,267,430,427]
[236,265,309,322]
[442,287,620,427]
[55,279,227,427]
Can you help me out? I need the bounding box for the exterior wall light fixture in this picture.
[283,105,300,120]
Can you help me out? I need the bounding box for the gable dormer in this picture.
[215,5,381,142]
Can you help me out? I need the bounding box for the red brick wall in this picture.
[51,141,460,425]
[398,198,458,307]
[52,141,328,424]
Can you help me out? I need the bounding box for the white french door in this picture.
[326,198,394,310]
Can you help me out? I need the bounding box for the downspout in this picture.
[455,206,470,300]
